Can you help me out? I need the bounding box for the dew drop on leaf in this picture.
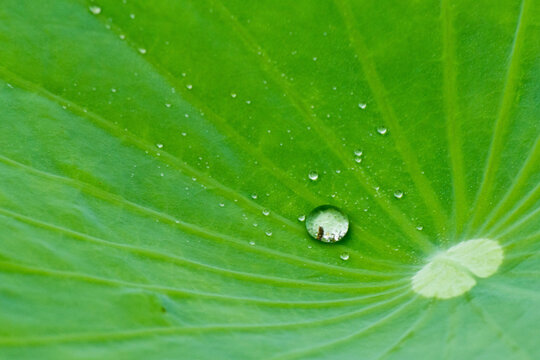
[262,209,270,216]
[358,103,367,109]
[308,171,319,181]
[340,252,350,261]
[298,214,305,222]
[377,126,388,135]
[305,205,349,243]
[394,190,404,199]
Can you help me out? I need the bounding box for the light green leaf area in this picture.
[0,0,539,358]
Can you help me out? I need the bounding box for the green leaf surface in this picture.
[0,0,539,358]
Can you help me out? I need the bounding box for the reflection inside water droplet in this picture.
[305,205,349,243]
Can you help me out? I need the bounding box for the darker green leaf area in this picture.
[0,0,538,359]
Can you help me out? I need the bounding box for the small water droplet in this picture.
[416,225,424,231]
[219,203,225,207]
[160,173,164,177]
[262,209,270,216]
[129,13,135,19]
[394,190,404,199]
[354,157,362,163]
[377,126,388,135]
[354,149,363,156]
[251,193,258,199]
[265,231,272,237]
[306,205,349,243]
[231,93,237,98]
[89,6,101,15]
[186,84,193,90]
[138,48,147,54]
[313,57,317,61]
[165,103,171,108]
[358,103,367,109]
[298,215,306,222]
[340,252,350,261]
[308,171,319,181]
[249,241,256,246]
[156,143,163,149]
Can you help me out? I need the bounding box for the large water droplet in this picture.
[306,205,349,243]
[308,171,319,181]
